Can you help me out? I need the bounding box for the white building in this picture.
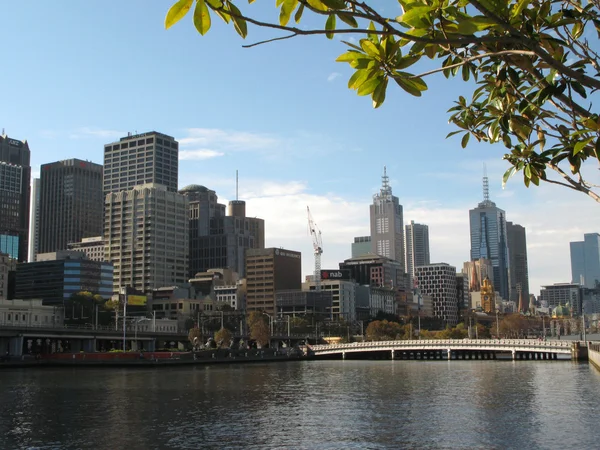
[0,299,64,326]
[68,236,106,262]
[105,184,189,295]
[302,279,357,321]
[415,263,459,326]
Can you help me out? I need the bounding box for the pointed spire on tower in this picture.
[483,163,489,202]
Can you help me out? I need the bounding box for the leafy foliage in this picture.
[214,327,233,347]
[247,311,270,347]
[365,319,404,340]
[166,0,600,202]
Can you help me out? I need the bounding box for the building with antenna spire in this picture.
[370,167,406,276]
[468,166,510,301]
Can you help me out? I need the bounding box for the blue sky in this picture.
[2,1,599,295]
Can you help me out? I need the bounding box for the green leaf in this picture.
[193,0,211,35]
[572,22,584,39]
[512,0,530,18]
[524,164,531,179]
[357,76,381,96]
[571,81,587,99]
[336,50,363,63]
[228,1,248,38]
[165,0,193,29]
[294,3,304,23]
[461,133,470,148]
[306,0,328,11]
[396,6,434,28]
[348,68,372,90]
[279,0,298,26]
[321,0,346,9]
[573,137,594,155]
[360,39,381,59]
[392,72,427,96]
[337,12,358,27]
[372,77,388,108]
[325,14,336,39]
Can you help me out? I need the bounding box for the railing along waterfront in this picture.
[0,322,183,334]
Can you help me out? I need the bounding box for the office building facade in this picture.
[28,178,40,262]
[506,221,530,308]
[370,167,406,276]
[104,184,189,295]
[405,220,430,287]
[570,233,600,289]
[38,159,103,254]
[0,134,31,262]
[539,283,581,316]
[245,247,301,315]
[103,131,178,196]
[414,263,459,326]
[469,177,510,300]
[67,236,105,261]
[351,236,372,258]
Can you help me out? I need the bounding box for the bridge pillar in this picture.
[512,350,516,360]
[9,336,24,357]
[342,351,346,360]
[82,339,96,353]
[447,349,452,360]
[391,350,395,360]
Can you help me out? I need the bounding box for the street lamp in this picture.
[262,312,273,335]
[496,309,500,339]
[134,317,151,351]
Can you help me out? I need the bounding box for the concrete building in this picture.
[405,220,430,287]
[539,283,581,315]
[370,167,406,278]
[302,278,356,322]
[38,159,103,254]
[104,183,189,295]
[570,233,600,289]
[276,290,333,317]
[245,247,301,315]
[506,221,530,307]
[469,174,510,300]
[15,251,113,305]
[463,258,494,292]
[28,177,40,262]
[351,236,371,258]
[67,236,105,261]
[0,299,64,327]
[0,133,31,262]
[456,272,469,312]
[415,263,459,326]
[180,184,264,278]
[103,131,179,196]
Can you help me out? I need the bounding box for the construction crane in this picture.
[307,206,323,292]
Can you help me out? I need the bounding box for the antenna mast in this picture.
[483,163,489,202]
[236,169,239,201]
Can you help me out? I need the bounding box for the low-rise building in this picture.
[67,236,105,262]
[0,299,64,326]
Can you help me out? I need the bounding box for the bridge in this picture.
[309,339,578,361]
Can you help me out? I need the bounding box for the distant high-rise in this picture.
[104,184,188,294]
[506,221,529,308]
[415,263,458,326]
[405,220,430,287]
[469,170,510,300]
[103,131,179,196]
[370,167,405,276]
[180,184,265,278]
[0,133,31,262]
[28,178,40,262]
[38,159,103,254]
[351,236,371,258]
[570,233,600,288]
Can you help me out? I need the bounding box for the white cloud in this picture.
[179,149,224,160]
[180,128,280,152]
[69,127,126,140]
[327,72,341,82]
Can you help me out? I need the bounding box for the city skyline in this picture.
[1,2,599,295]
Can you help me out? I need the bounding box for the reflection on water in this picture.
[1,360,600,449]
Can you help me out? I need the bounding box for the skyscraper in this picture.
[28,178,40,262]
[370,167,405,275]
[469,172,510,300]
[0,134,31,262]
[103,131,179,196]
[104,183,189,294]
[570,233,600,288]
[405,220,430,287]
[38,159,103,254]
[180,184,265,278]
[506,221,529,308]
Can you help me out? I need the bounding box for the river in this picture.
[1,360,599,449]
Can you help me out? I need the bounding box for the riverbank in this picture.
[0,348,308,368]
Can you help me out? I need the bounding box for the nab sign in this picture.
[321,269,350,281]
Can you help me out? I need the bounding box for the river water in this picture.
[1,360,599,449]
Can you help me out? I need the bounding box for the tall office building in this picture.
[351,236,371,258]
[28,178,40,262]
[103,131,178,196]
[180,184,264,278]
[469,173,510,300]
[405,220,430,287]
[245,248,301,315]
[370,167,406,276]
[570,233,600,288]
[104,184,189,294]
[38,159,103,254]
[0,134,31,262]
[506,221,529,308]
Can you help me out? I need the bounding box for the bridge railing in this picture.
[310,338,573,352]
[0,322,184,334]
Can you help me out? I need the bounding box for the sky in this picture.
[1,1,599,296]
